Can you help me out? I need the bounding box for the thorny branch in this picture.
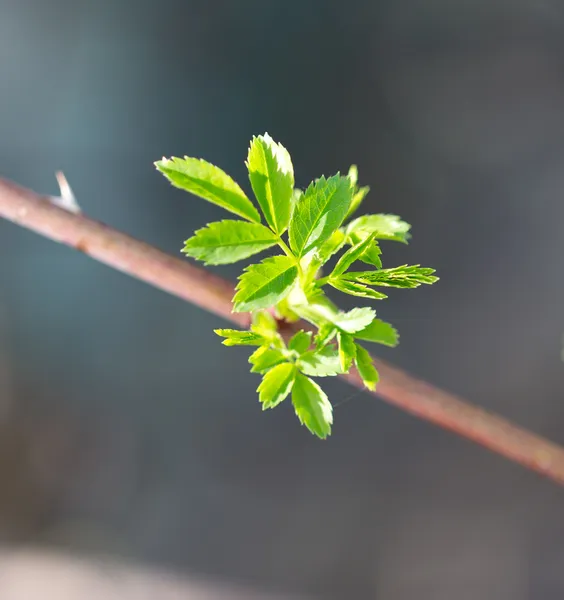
[2,176,564,485]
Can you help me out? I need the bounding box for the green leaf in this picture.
[258,362,296,409]
[214,329,266,346]
[155,156,260,223]
[345,165,370,220]
[301,229,347,284]
[354,319,399,347]
[289,175,353,256]
[314,229,347,265]
[298,345,343,377]
[182,220,278,265]
[328,278,388,300]
[332,307,376,333]
[293,302,375,336]
[361,245,382,268]
[346,186,370,220]
[251,311,278,337]
[233,256,299,312]
[314,323,338,348]
[275,296,301,323]
[251,311,284,348]
[346,214,411,243]
[347,164,358,187]
[347,234,382,268]
[337,332,357,371]
[246,133,294,233]
[249,346,287,373]
[288,330,312,354]
[330,233,377,278]
[343,265,439,288]
[292,374,333,439]
[354,344,379,390]
[287,288,337,326]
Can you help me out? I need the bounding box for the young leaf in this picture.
[288,289,337,326]
[354,344,379,390]
[332,307,376,334]
[233,255,299,312]
[214,329,266,346]
[249,346,287,373]
[289,175,353,256]
[328,278,388,300]
[337,331,357,371]
[183,220,278,265]
[314,229,347,265]
[343,265,438,288]
[251,311,284,348]
[347,164,358,187]
[345,233,382,268]
[275,296,301,323]
[294,300,375,336]
[354,319,399,347]
[155,157,260,223]
[354,239,382,268]
[298,344,343,377]
[345,165,370,220]
[247,133,294,234]
[346,214,411,243]
[292,373,333,439]
[258,362,296,409]
[288,330,312,354]
[314,322,338,348]
[251,311,278,337]
[346,186,370,220]
[301,229,347,285]
[330,233,377,278]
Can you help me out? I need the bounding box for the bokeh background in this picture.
[2,0,564,598]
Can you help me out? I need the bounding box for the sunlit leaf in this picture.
[247,133,294,233]
[233,256,298,312]
[258,363,296,409]
[354,344,379,390]
[289,175,353,256]
[183,220,278,265]
[156,156,260,222]
[292,373,333,439]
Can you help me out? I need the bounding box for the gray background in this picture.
[2,0,564,598]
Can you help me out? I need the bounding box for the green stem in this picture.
[276,237,306,283]
[315,276,330,287]
[276,237,294,259]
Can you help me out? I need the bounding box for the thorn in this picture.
[49,171,81,214]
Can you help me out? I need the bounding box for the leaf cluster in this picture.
[155,134,438,438]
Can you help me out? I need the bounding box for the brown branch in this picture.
[2,176,564,486]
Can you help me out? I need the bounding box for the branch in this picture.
[2,176,564,485]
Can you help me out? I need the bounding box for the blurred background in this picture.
[2,0,564,598]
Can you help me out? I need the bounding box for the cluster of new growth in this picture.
[155,134,438,438]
